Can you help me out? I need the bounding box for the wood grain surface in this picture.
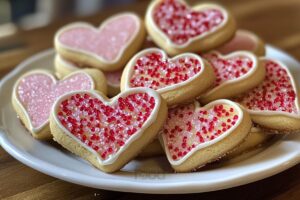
[1,0,300,199]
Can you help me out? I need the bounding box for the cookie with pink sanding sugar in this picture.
[159,99,252,172]
[55,12,145,72]
[236,58,300,134]
[199,51,265,104]
[55,54,122,97]
[216,30,266,56]
[12,69,107,140]
[49,88,168,172]
[121,48,215,106]
[145,0,236,55]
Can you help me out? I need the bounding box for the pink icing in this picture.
[163,102,239,161]
[153,0,225,45]
[105,70,122,87]
[203,52,253,87]
[129,50,202,90]
[217,30,257,54]
[59,14,138,61]
[57,92,156,160]
[17,72,93,129]
[238,59,297,113]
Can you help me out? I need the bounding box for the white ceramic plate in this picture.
[0,47,300,194]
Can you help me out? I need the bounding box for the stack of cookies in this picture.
[12,0,299,173]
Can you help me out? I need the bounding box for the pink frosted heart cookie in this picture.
[55,54,121,97]
[199,51,265,103]
[12,69,106,139]
[121,48,215,106]
[160,99,251,172]
[236,58,300,134]
[217,30,266,56]
[49,88,167,172]
[55,12,145,72]
[145,0,236,55]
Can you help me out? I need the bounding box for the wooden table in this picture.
[1,0,300,199]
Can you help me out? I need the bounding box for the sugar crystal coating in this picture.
[57,92,156,160]
[153,0,224,45]
[203,52,253,87]
[238,59,297,113]
[17,72,93,129]
[59,14,138,61]
[129,51,202,90]
[163,103,239,161]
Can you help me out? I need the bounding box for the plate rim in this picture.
[1,46,300,194]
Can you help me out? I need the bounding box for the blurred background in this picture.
[0,0,138,36]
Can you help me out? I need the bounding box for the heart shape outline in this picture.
[121,48,215,106]
[160,99,251,172]
[55,12,145,71]
[50,88,167,172]
[145,0,236,55]
[199,50,265,104]
[12,70,103,139]
[237,58,300,133]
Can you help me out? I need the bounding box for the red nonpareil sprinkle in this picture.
[153,0,224,45]
[203,52,254,87]
[238,59,297,113]
[163,103,239,161]
[57,92,156,160]
[130,51,202,90]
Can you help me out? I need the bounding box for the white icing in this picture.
[123,47,207,93]
[55,12,141,64]
[51,87,162,165]
[160,99,243,166]
[242,57,300,118]
[201,50,259,98]
[13,70,95,134]
[146,1,229,48]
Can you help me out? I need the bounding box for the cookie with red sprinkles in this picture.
[236,58,300,134]
[121,48,215,106]
[160,99,251,172]
[145,0,236,55]
[199,50,265,104]
[49,88,167,172]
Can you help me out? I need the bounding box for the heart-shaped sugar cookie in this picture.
[50,88,167,172]
[55,12,145,71]
[160,100,251,172]
[236,58,300,133]
[199,51,265,103]
[121,48,215,106]
[146,0,236,55]
[12,70,106,139]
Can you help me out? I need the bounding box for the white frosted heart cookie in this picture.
[216,30,266,56]
[49,88,168,172]
[121,48,215,106]
[236,58,300,134]
[55,12,145,71]
[55,54,121,97]
[145,0,236,55]
[12,69,107,139]
[160,100,251,172]
[199,51,265,104]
